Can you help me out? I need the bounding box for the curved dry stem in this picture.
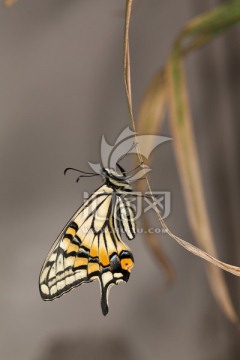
[123,0,240,284]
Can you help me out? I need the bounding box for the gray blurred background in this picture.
[1,0,240,359]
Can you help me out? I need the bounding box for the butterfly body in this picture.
[39,167,136,315]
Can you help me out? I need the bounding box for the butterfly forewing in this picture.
[39,184,135,315]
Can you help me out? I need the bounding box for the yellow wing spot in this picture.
[66,227,76,236]
[121,258,134,272]
[67,243,79,254]
[90,246,98,257]
[74,257,88,268]
[88,262,100,274]
[99,248,109,267]
[90,238,99,257]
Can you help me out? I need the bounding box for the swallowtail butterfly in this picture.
[39,165,137,315]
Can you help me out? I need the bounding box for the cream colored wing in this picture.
[39,186,134,315]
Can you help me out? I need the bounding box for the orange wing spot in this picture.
[66,227,76,236]
[67,243,79,254]
[99,248,109,267]
[121,258,134,272]
[88,262,99,274]
[74,257,88,268]
[90,244,98,258]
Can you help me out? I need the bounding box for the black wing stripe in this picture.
[39,184,135,315]
[119,197,136,240]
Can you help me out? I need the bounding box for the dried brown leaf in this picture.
[136,68,174,280]
[137,69,167,135]
[3,0,17,7]
[124,0,240,326]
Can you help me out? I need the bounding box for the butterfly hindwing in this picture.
[39,185,135,315]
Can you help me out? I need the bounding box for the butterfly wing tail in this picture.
[100,281,109,316]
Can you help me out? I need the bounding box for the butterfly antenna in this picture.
[76,174,99,183]
[64,167,96,176]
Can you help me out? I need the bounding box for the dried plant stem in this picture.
[124,0,240,285]
[124,1,175,282]
[137,69,167,142]
[132,0,240,325]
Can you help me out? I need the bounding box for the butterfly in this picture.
[39,164,137,316]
